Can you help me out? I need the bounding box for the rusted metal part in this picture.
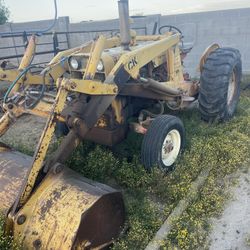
[18,35,37,71]
[84,36,107,80]
[119,83,177,101]
[9,79,68,213]
[0,103,25,137]
[0,146,125,249]
[199,43,220,72]
[162,80,199,97]
[13,166,125,250]
[24,104,66,122]
[118,0,131,50]
[111,98,124,124]
[129,122,147,134]
[44,62,124,168]
[7,35,37,96]
[0,112,13,136]
[85,125,128,146]
[44,129,81,173]
[64,78,118,95]
[0,99,65,135]
[141,77,182,96]
[55,35,121,150]
[109,34,180,80]
[0,68,52,85]
[0,144,30,216]
[136,35,165,41]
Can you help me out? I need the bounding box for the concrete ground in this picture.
[209,167,250,250]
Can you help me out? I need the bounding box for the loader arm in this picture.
[110,33,181,80]
[5,36,111,211]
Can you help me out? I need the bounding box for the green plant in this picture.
[64,89,250,249]
[1,85,249,249]
[0,216,20,250]
[0,0,9,24]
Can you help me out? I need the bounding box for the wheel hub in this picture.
[227,71,236,106]
[161,129,181,167]
[164,141,174,154]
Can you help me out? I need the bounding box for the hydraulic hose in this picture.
[3,66,33,103]
[4,66,46,109]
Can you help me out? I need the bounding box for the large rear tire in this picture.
[199,48,242,122]
[141,115,185,171]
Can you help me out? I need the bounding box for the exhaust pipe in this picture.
[118,0,131,50]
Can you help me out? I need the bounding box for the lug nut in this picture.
[52,163,64,174]
[70,81,77,89]
[33,239,42,249]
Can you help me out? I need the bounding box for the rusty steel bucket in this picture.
[0,144,125,249]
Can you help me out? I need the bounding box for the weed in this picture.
[65,89,249,249]
[0,217,20,250]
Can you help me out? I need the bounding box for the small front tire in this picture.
[141,115,185,171]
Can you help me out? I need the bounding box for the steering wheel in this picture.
[4,66,47,109]
[159,25,183,36]
[23,84,46,109]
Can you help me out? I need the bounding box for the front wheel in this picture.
[141,115,185,171]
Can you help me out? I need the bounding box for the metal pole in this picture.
[118,0,131,50]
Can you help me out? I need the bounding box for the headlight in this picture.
[97,60,104,72]
[69,57,80,70]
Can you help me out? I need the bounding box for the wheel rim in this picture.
[227,71,236,106]
[161,129,181,167]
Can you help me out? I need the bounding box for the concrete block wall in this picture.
[159,8,250,76]
[66,8,250,76]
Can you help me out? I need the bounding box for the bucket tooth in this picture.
[0,146,125,249]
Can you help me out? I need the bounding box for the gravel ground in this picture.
[209,167,250,250]
[0,114,47,153]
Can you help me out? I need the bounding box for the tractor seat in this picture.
[179,42,194,54]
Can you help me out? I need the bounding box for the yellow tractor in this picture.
[0,0,242,249]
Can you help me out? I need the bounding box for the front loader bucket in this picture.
[0,144,30,217]
[0,144,125,249]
